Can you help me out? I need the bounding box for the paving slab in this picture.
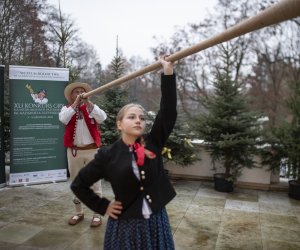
[0,179,299,249]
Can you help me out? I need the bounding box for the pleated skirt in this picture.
[104,208,175,250]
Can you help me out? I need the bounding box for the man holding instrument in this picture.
[59,82,107,227]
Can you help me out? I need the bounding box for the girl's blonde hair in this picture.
[116,103,146,124]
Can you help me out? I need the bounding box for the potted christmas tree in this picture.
[194,56,261,192]
[261,80,300,199]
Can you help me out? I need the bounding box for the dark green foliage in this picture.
[97,46,128,145]
[261,80,300,182]
[147,112,198,167]
[99,87,128,145]
[195,66,261,180]
[163,122,199,166]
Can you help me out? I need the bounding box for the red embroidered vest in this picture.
[63,104,101,148]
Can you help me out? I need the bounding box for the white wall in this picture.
[165,146,275,186]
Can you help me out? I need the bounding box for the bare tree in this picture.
[151,0,254,119]
[248,16,300,127]
[45,2,103,83]
[0,0,52,66]
[46,2,77,68]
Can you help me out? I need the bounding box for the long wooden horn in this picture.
[83,0,300,98]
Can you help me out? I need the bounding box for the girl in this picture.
[71,56,177,250]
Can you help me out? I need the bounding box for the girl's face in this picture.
[117,106,146,142]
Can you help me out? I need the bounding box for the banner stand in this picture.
[9,65,69,186]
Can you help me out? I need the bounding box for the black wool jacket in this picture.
[71,73,177,219]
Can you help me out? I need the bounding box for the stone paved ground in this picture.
[0,179,300,249]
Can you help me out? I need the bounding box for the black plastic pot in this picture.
[288,180,300,200]
[213,173,234,193]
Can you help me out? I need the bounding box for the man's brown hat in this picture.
[64,82,92,103]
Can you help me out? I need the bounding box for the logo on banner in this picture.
[26,83,48,104]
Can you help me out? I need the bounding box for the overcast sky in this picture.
[47,0,217,67]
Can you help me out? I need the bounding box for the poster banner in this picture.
[9,66,69,186]
[0,66,5,187]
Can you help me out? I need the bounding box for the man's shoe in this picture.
[90,215,102,227]
[68,214,84,225]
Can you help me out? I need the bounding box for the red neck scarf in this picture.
[129,141,157,167]
[133,142,145,167]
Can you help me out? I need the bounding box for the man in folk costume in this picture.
[59,82,107,227]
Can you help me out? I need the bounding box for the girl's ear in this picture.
[117,121,122,131]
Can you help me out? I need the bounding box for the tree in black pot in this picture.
[194,45,261,192]
[261,80,300,199]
